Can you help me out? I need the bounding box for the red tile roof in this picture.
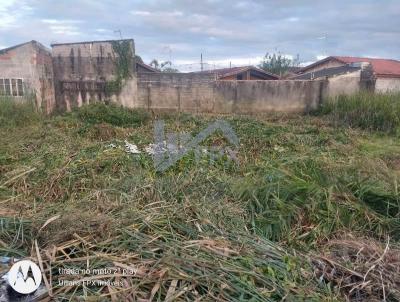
[300,56,400,78]
[333,56,400,78]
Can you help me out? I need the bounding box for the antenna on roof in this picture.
[114,30,123,40]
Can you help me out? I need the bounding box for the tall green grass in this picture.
[236,159,400,249]
[318,92,400,134]
[1,103,400,300]
[74,103,150,127]
[0,96,41,127]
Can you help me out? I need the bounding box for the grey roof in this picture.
[191,66,279,79]
[291,65,361,80]
[136,61,159,72]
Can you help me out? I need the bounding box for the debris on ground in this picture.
[124,140,141,154]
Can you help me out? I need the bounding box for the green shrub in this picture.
[75,103,150,127]
[0,96,41,127]
[317,92,400,133]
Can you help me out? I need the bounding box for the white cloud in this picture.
[0,0,18,28]
[234,1,262,11]
[130,10,183,17]
[131,10,152,16]
[0,0,33,29]
[50,25,81,36]
[41,19,82,24]
[95,28,111,33]
[41,19,83,36]
[286,17,299,22]
[316,55,328,60]
[1,0,400,63]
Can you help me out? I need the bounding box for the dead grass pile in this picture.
[32,231,322,301]
[312,238,400,301]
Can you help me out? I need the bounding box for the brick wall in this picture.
[0,41,55,113]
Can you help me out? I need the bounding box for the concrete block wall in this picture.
[214,80,326,113]
[137,73,215,112]
[137,72,327,114]
[52,40,135,111]
[375,78,400,92]
[325,71,363,98]
[52,41,127,81]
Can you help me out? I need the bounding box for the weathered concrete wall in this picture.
[137,73,215,112]
[324,65,378,97]
[137,72,327,114]
[214,80,326,113]
[375,78,400,92]
[111,78,138,109]
[0,41,55,113]
[52,39,136,111]
[325,70,362,97]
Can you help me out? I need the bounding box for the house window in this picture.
[237,74,243,80]
[0,78,24,96]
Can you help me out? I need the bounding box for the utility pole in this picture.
[200,53,203,71]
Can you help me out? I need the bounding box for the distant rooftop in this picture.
[51,39,134,47]
[191,65,279,79]
[292,65,361,80]
[0,40,50,55]
[301,56,400,78]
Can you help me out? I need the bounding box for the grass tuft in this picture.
[318,92,400,134]
[74,103,150,127]
[0,96,41,127]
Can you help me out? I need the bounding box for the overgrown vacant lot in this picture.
[1,95,400,301]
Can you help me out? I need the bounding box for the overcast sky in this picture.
[1,0,399,71]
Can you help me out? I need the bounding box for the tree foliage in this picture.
[149,59,179,73]
[111,40,133,80]
[259,52,299,76]
[106,41,134,95]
